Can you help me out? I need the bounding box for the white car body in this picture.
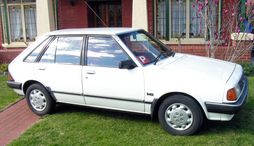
[7,28,248,135]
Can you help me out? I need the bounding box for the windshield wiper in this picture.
[153,51,175,65]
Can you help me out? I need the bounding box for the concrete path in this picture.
[0,99,39,146]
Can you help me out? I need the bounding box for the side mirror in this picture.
[119,60,137,69]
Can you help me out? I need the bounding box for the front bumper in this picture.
[6,81,22,90]
[205,76,248,114]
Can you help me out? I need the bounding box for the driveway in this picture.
[0,98,39,145]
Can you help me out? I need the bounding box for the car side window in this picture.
[87,36,129,68]
[24,37,51,62]
[55,37,83,65]
[40,38,57,63]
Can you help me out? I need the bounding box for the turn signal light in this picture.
[7,72,14,81]
[227,88,237,101]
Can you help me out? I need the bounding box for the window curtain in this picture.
[171,0,186,38]
[24,5,37,41]
[9,6,23,42]
[157,0,166,39]
[190,0,205,38]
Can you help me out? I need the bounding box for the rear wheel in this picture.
[26,83,55,116]
[158,95,203,135]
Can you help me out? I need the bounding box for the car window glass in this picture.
[87,37,129,68]
[119,30,170,65]
[24,37,50,62]
[40,38,57,63]
[55,37,83,65]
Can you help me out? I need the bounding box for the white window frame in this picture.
[1,0,36,48]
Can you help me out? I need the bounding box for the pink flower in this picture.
[246,0,252,6]
[198,3,204,11]
[236,26,240,33]
[207,41,210,46]
[214,0,219,4]
[239,17,244,22]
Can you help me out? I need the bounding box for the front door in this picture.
[82,36,145,113]
[88,1,122,27]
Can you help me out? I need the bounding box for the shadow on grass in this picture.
[53,102,254,136]
[54,103,151,122]
[200,107,254,135]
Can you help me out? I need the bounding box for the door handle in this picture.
[86,70,96,74]
[38,67,46,71]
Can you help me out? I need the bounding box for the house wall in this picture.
[146,0,251,61]
[0,0,251,63]
[58,0,88,29]
[132,0,148,30]
[58,0,133,29]
[0,19,3,49]
[122,0,133,27]
[0,14,23,63]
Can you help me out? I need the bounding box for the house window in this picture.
[171,0,187,38]
[155,0,220,43]
[156,0,167,40]
[0,0,36,45]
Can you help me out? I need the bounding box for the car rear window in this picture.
[24,37,51,63]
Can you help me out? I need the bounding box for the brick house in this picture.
[0,0,253,63]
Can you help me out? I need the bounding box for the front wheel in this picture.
[26,83,55,116]
[158,95,203,135]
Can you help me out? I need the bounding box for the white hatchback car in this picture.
[7,28,248,135]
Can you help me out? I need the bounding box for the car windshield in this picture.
[118,30,174,65]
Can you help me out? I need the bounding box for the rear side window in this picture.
[40,38,57,63]
[39,36,83,65]
[55,37,83,65]
[24,37,51,62]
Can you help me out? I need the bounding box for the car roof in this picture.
[45,28,141,36]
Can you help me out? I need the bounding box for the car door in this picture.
[34,36,85,105]
[83,36,145,113]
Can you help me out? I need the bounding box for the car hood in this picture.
[158,53,236,84]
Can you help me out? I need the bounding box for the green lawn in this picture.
[0,76,20,110]
[9,77,254,146]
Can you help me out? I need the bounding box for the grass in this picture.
[9,77,254,146]
[0,76,20,110]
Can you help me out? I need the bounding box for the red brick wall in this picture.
[0,49,24,63]
[58,0,132,28]
[168,45,251,62]
[58,0,88,29]
[147,0,154,35]
[122,0,133,27]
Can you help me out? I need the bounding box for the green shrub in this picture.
[240,62,254,76]
[0,64,8,74]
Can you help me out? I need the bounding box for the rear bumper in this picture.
[6,81,22,90]
[205,76,248,114]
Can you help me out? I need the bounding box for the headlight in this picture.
[227,84,241,101]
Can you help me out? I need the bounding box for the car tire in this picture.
[26,83,55,116]
[158,95,203,135]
